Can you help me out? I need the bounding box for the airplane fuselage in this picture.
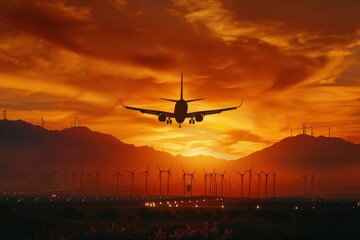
[174,99,188,123]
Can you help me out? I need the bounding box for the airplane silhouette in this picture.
[120,73,243,128]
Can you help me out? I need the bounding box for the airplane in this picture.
[120,73,243,128]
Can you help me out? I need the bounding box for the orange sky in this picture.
[0,0,360,160]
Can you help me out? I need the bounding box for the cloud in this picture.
[0,0,359,159]
[223,129,267,145]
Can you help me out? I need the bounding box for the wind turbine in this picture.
[181,167,187,196]
[203,168,210,196]
[2,108,7,120]
[141,164,151,197]
[237,170,247,199]
[213,169,218,196]
[262,171,272,199]
[113,163,122,195]
[157,164,166,196]
[310,173,315,200]
[208,171,213,196]
[247,162,253,199]
[41,115,45,128]
[219,169,227,197]
[272,169,276,199]
[166,164,172,196]
[188,169,196,196]
[254,172,262,199]
[127,168,138,196]
[303,173,308,198]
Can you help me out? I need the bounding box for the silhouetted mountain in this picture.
[0,120,359,197]
[0,120,223,174]
[238,134,360,170]
[228,134,360,198]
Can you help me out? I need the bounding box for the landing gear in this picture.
[166,118,172,124]
[178,124,181,128]
[189,118,195,124]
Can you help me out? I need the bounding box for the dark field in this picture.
[0,196,359,240]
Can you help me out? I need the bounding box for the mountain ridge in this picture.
[0,119,359,197]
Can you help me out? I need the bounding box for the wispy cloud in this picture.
[0,0,359,159]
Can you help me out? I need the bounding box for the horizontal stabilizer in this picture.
[160,98,178,102]
[186,98,204,102]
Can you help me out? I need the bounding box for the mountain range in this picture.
[0,120,359,198]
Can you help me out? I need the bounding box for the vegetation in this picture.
[0,201,358,239]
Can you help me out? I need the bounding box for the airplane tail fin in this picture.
[160,98,177,102]
[180,72,183,100]
[186,98,204,102]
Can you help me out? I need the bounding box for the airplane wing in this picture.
[186,99,243,118]
[119,99,175,117]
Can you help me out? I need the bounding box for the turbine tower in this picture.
[208,171,213,196]
[310,173,315,200]
[302,124,307,135]
[188,169,196,196]
[247,162,253,199]
[254,172,262,199]
[212,169,218,196]
[203,168,210,196]
[219,169,227,197]
[141,164,151,197]
[181,168,196,196]
[272,170,276,199]
[157,164,166,196]
[127,168,138,196]
[181,167,187,196]
[262,171,272,198]
[303,173,308,198]
[113,162,121,195]
[166,165,172,196]
[2,108,7,120]
[41,115,45,128]
[237,170,247,199]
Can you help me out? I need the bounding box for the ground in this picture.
[0,196,359,239]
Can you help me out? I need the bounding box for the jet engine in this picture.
[158,114,166,122]
[195,114,203,122]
